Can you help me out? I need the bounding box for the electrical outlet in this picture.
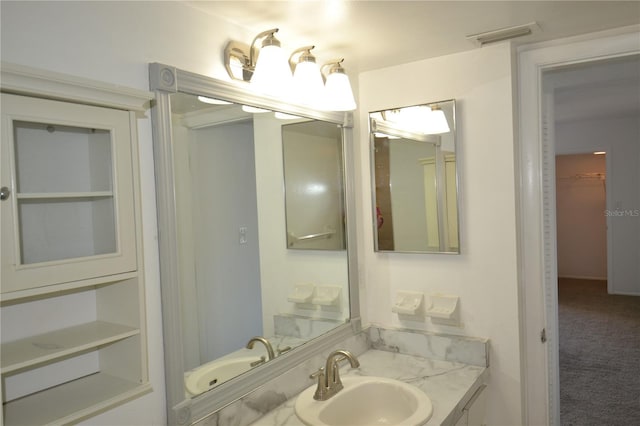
[239,227,248,244]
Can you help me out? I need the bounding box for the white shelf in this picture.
[2,372,152,425]
[1,321,139,374]
[16,191,113,200]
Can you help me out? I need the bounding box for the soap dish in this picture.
[287,283,315,304]
[312,286,341,307]
[392,291,424,316]
[425,294,459,324]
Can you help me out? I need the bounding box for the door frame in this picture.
[517,26,639,426]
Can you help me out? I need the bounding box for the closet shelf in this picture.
[1,321,139,374]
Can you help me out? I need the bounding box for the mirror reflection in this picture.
[282,121,346,250]
[370,100,459,253]
[169,92,350,397]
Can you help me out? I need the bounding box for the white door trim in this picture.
[517,26,639,426]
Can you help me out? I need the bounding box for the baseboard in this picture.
[558,275,607,281]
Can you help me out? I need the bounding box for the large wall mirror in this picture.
[149,64,360,425]
[370,100,460,253]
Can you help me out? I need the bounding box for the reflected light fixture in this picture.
[289,45,325,108]
[425,105,450,134]
[197,96,232,105]
[377,105,449,135]
[241,105,270,113]
[274,111,301,120]
[322,59,356,111]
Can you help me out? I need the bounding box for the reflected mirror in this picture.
[283,121,346,250]
[169,92,350,397]
[370,100,459,253]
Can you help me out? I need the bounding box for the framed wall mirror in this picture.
[370,100,460,253]
[149,64,360,425]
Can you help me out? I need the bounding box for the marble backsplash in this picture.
[368,326,489,367]
[273,314,343,340]
[194,326,489,426]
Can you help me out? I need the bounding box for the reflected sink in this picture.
[295,376,433,426]
[185,356,261,396]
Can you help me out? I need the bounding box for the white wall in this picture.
[1,1,259,424]
[555,115,640,294]
[189,122,263,363]
[357,44,522,426]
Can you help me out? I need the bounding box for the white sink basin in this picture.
[185,356,261,396]
[295,376,433,426]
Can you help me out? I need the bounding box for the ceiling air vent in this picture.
[466,22,540,46]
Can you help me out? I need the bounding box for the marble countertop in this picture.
[248,349,488,426]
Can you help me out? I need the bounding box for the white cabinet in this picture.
[454,384,487,426]
[1,93,137,292]
[0,63,152,425]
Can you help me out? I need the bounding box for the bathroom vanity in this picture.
[251,349,487,426]
[192,327,488,426]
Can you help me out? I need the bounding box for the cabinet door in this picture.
[1,94,137,293]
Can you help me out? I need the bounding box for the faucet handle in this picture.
[310,367,324,381]
[310,367,327,400]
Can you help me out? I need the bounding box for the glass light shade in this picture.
[274,112,301,120]
[250,44,292,98]
[424,109,450,134]
[197,96,232,105]
[324,72,356,111]
[292,61,326,108]
[242,105,270,113]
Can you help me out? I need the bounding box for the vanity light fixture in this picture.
[289,45,326,108]
[322,59,357,111]
[224,29,357,111]
[224,28,292,98]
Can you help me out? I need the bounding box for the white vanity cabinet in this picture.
[0,63,152,425]
[454,384,487,426]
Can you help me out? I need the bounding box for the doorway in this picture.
[547,56,640,424]
[518,30,640,426]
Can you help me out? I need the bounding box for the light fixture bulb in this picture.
[290,46,326,108]
[323,63,356,111]
[250,33,292,99]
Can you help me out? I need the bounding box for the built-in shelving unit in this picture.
[0,62,153,425]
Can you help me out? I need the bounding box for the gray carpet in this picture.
[558,278,640,426]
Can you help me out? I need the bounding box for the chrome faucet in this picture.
[310,349,360,401]
[246,336,276,360]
